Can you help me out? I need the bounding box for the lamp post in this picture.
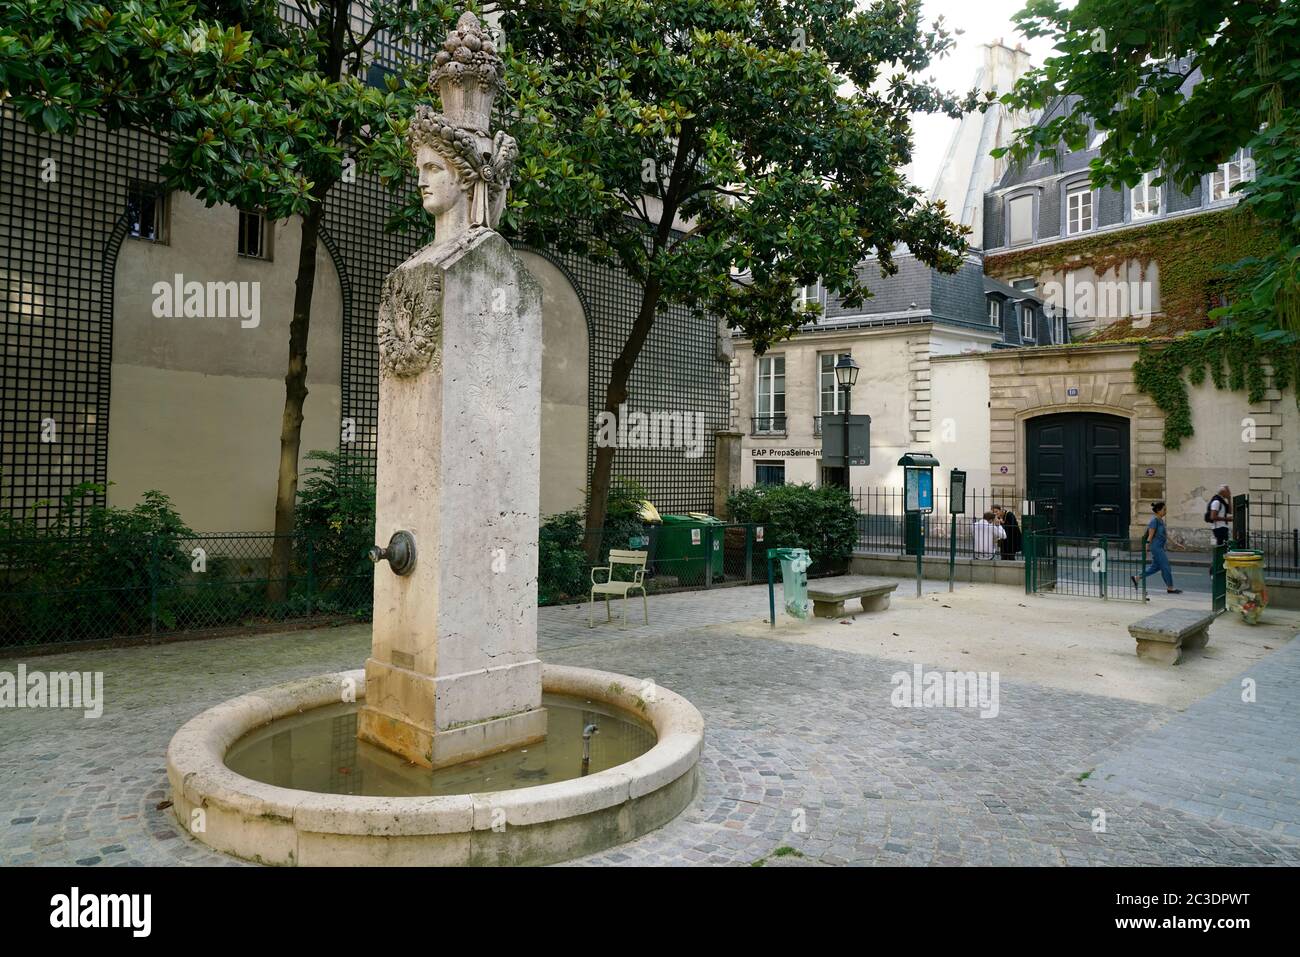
[834,355,860,489]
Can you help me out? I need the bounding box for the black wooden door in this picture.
[1027,413,1130,537]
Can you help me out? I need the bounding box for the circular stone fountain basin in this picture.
[167,664,703,866]
[225,693,658,797]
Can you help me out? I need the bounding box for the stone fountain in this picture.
[165,12,702,866]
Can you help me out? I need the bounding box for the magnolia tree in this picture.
[4,0,977,569]
[995,0,1300,331]
[1,0,459,598]
[484,0,979,550]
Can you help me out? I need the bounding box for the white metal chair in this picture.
[589,549,649,628]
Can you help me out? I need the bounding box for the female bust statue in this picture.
[408,12,517,245]
[377,12,520,379]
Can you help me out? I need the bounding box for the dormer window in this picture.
[1020,304,1035,341]
[1210,149,1252,202]
[1007,194,1035,245]
[1066,186,1093,235]
[987,298,1001,326]
[1131,171,1161,220]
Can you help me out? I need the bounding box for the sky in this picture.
[903,0,1058,192]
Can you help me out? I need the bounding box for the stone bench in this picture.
[807,576,899,618]
[1128,608,1215,665]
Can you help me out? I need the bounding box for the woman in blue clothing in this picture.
[1132,501,1183,595]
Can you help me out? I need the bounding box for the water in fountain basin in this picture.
[225,693,656,797]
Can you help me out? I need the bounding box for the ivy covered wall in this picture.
[1134,327,1300,450]
[985,208,1276,343]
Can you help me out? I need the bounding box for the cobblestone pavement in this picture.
[1088,638,1300,841]
[2,585,1297,867]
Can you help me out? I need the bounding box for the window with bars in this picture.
[1066,187,1092,235]
[238,209,271,259]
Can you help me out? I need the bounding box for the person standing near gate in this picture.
[1207,485,1232,548]
[993,505,1020,560]
[1133,501,1182,595]
[973,511,1006,560]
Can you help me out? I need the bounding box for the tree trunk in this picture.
[267,200,325,602]
[581,130,697,561]
[583,275,663,561]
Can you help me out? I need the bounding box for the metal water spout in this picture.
[580,723,599,776]
[369,530,417,576]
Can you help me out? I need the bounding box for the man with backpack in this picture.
[1207,485,1232,548]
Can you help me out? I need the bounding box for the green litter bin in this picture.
[768,547,811,619]
[657,513,725,585]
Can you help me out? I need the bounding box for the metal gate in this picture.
[1024,497,1150,601]
[1211,544,1228,614]
[1023,498,1058,593]
[1025,531,1148,600]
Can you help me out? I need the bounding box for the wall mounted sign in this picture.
[1145,467,1156,477]
[751,448,819,457]
[1067,387,1079,396]
[999,465,1009,474]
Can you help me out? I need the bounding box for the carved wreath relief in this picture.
[377,268,443,378]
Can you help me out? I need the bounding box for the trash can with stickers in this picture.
[656,513,725,585]
[1225,549,1269,624]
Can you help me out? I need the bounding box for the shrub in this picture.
[538,509,588,604]
[0,482,196,643]
[726,483,858,571]
[294,450,376,616]
[538,476,650,604]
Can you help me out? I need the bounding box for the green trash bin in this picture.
[768,547,811,619]
[657,513,725,585]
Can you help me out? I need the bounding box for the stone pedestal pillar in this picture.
[713,430,743,518]
[358,230,547,768]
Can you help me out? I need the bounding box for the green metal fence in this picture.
[1024,529,1148,601]
[539,522,784,607]
[2,522,789,649]
[0,531,372,650]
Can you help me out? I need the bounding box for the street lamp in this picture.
[834,355,860,489]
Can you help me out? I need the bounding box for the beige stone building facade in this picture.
[929,343,1299,543]
[731,321,1002,490]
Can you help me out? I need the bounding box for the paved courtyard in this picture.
[2,583,1298,866]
